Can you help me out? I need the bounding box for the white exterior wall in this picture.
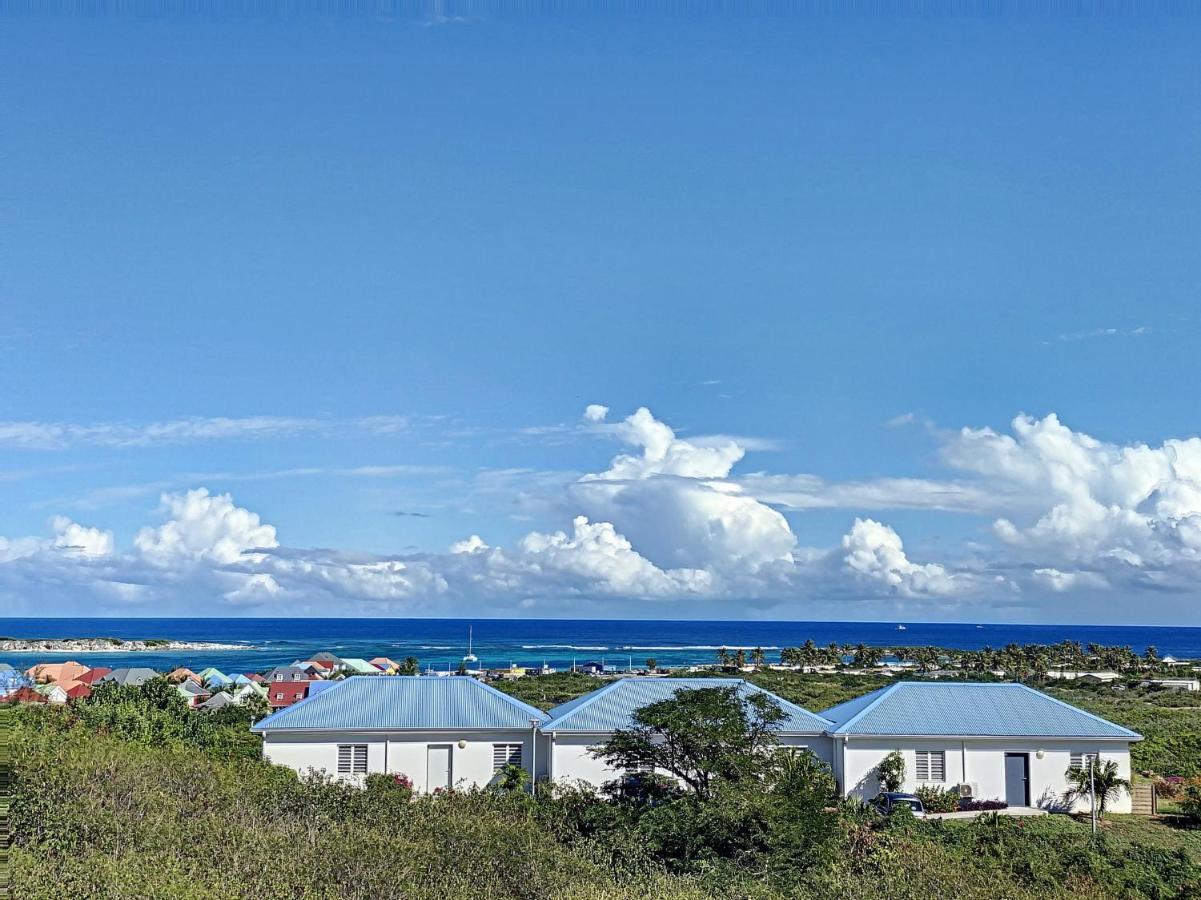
[836,737,1133,813]
[262,729,548,792]
[547,732,834,790]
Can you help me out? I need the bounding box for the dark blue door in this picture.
[1004,753,1029,807]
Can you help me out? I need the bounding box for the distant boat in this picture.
[463,626,478,665]
[897,625,907,631]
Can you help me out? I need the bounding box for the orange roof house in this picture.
[26,661,90,684]
[166,667,199,683]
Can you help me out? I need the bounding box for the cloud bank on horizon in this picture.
[2,405,1200,619]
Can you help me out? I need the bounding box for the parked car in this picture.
[873,792,927,818]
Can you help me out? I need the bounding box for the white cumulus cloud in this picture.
[841,517,965,597]
[135,488,278,566]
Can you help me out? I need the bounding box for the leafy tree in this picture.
[400,657,420,676]
[876,750,905,793]
[590,686,785,801]
[1063,758,1129,816]
[751,647,765,668]
[645,658,657,671]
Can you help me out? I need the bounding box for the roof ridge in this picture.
[737,680,834,728]
[468,676,550,722]
[829,682,901,733]
[1012,682,1141,739]
[544,678,628,728]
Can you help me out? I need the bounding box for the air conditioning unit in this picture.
[956,783,979,799]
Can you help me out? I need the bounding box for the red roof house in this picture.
[64,682,93,701]
[77,667,112,685]
[2,687,48,704]
[268,681,310,709]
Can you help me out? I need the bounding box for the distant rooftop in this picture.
[821,682,1140,739]
[542,678,831,733]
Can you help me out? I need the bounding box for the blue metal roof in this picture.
[821,682,1140,739]
[252,676,549,733]
[542,678,832,733]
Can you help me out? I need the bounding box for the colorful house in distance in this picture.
[177,680,210,708]
[339,658,380,676]
[3,686,48,704]
[234,682,268,704]
[198,668,232,689]
[166,667,198,683]
[64,682,92,701]
[34,683,71,704]
[77,667,111,685]
[101,668,159,687]
[26,660,90,684]
[268,681,311,709]
[267,666,310,683]
[370,657,400,674]
[308,653,344,671]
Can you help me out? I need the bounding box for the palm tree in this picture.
[751,647,765,668]
[1063,758,1129,816]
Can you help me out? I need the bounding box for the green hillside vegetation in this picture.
[6,679,1201,899]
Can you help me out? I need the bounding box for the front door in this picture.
[427,744,452,791]
[1004,752,1029,807]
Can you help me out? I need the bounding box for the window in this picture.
[337,744,368,774]
[915,750,946,782]
[1070,752,1099,770]
[274,692,284,700]
[492,743,522,771]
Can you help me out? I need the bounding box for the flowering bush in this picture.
[1154,775,1185,800]
[365,772,414,800]
[957,798,1008,812]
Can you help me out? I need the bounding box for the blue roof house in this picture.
[541,678,833,788]
[821,682,1141,813]
[251,676,549,792]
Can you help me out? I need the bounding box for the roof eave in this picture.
[254,724,546,735]
[829,731,1140,741]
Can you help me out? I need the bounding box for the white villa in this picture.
[821,682,1139,812]
[252,677,549,791]
[252,676,1139,812]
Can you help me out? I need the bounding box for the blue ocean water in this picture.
[1,618,1199,673]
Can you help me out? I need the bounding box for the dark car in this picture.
[873,792,927,818]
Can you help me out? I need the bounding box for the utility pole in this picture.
[1089,755,1098,842]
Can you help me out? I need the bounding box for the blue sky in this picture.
[3,9,1201,621]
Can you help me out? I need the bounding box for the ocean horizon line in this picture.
[3,614,1199,631]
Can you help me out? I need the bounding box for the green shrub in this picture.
[876,750,905,792]
[915,785,960,813]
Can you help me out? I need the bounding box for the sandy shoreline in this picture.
[0,639,254,653]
